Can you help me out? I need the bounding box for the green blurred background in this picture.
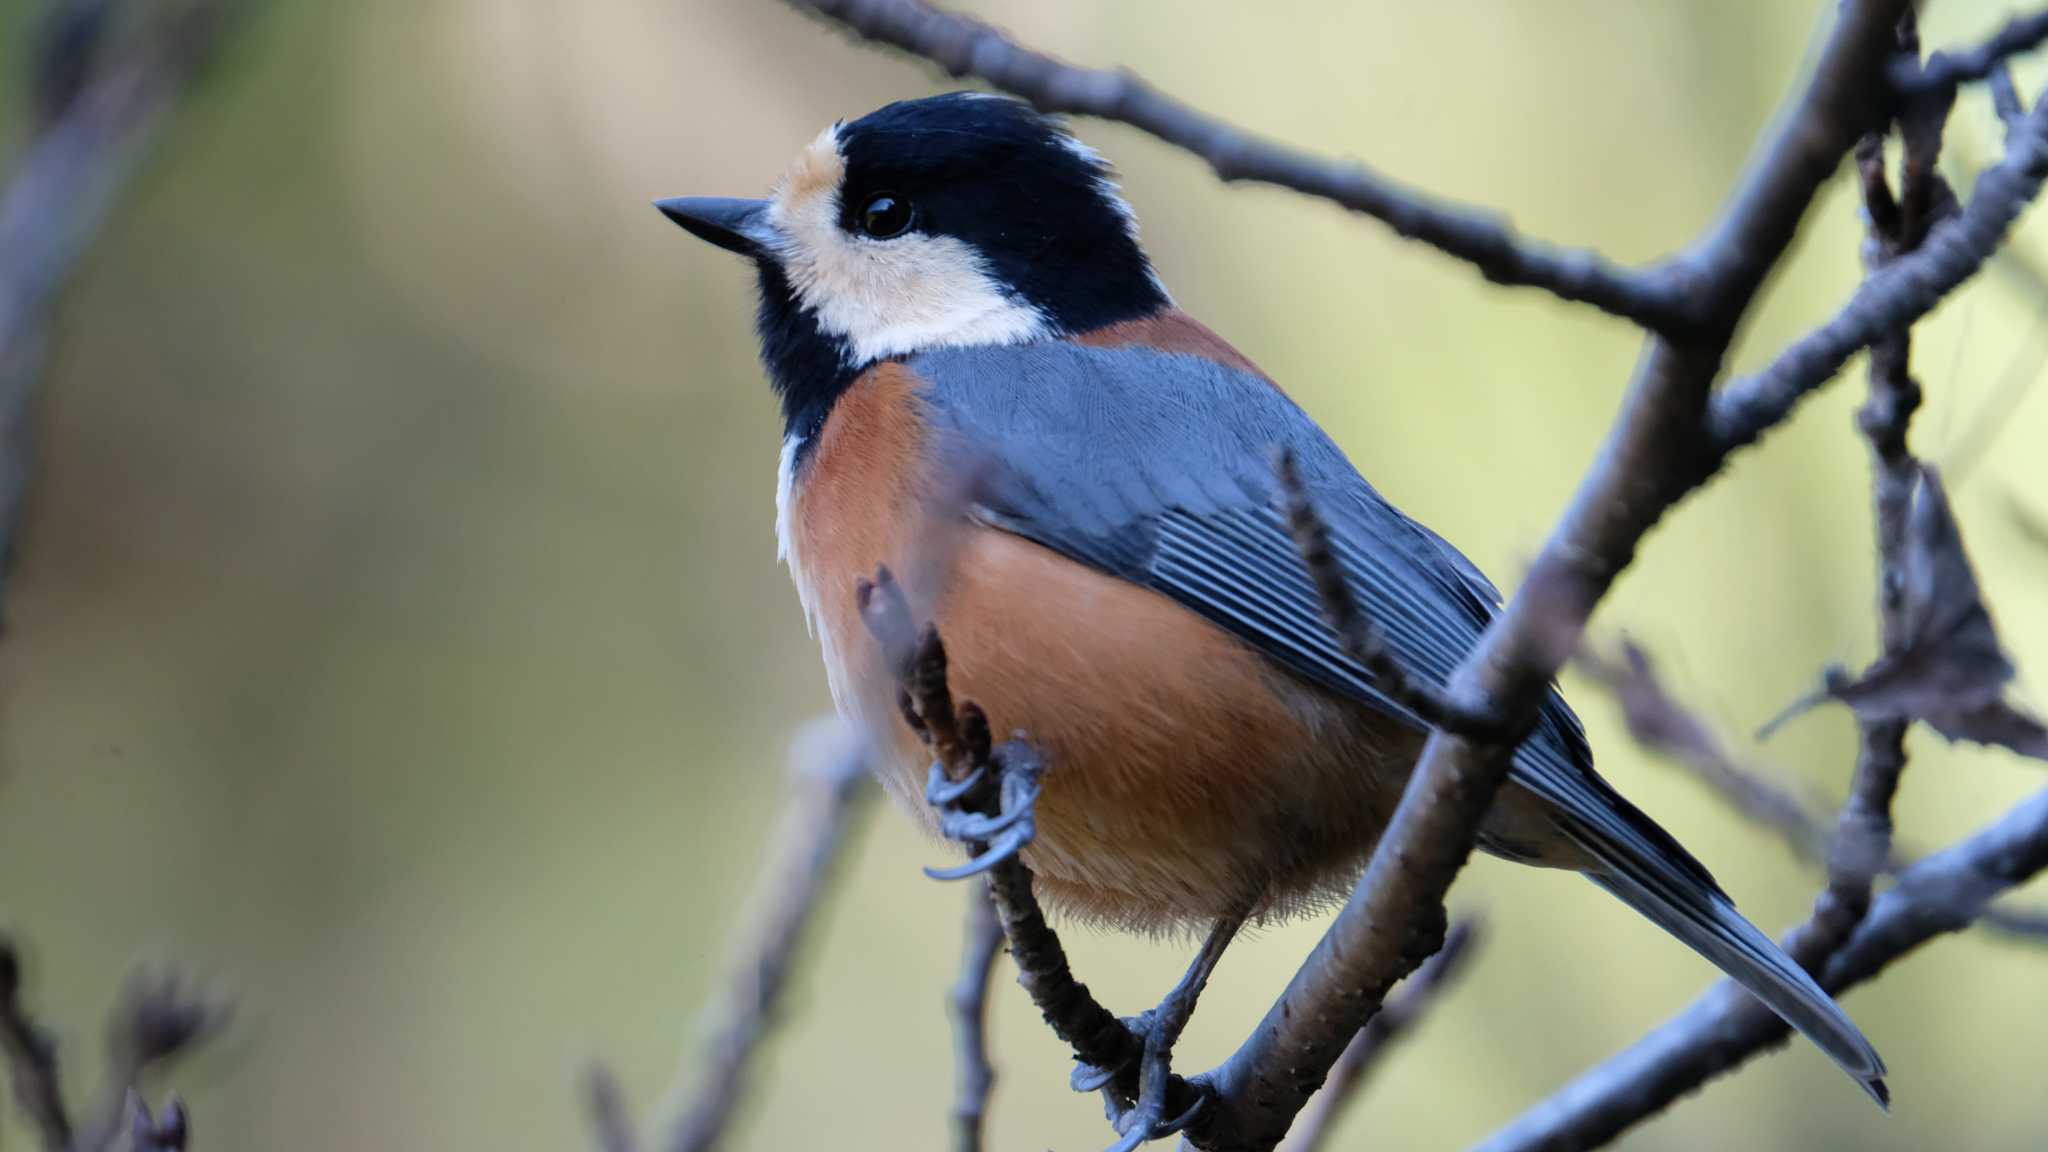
[2,1,2046,1148]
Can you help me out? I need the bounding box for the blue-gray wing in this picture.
[908,340,1718,896]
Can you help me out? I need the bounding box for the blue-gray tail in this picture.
[1586,859,1889,1105]
[1505,702,1887,1103]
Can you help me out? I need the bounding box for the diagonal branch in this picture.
[0,942,72,1150]
[1282,918,1482,1152]
[1473,786,2048,1152]
[785,0,1693,331]
[1183,5,1913,1147]
[1580,635,2048,941]
[1576,638,1832,861]
[582,718,874,1152]
[1476,24,2046,1146]
[1276,450,1510,740]
[948,879,1004,1152]
[0,0,233,608]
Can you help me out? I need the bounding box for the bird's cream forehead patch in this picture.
[774,124,846,225]
[765,123,1049,367]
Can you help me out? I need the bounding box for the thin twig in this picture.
[1473,785,2048,1152]
[1276,450,1510,739]
[1283,919,1481,1152]
[1580,636,2048,941]
[1577,639,1831,859]
[785,0,1693,331]
[583,1064,640,1152]
[1705,83,2048,459]
[1990,65,2027,130]
[584,718,874,1152]
[854,567,1165,1117]
[948,879,1004,1152]
[0,940,73,1151]
[1892,9,2048,98]
[664,719,870,1152]
[1814,48,1941,952]
[0,942,228,1152]
[0,0,233,606]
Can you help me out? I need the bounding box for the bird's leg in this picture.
[1080,911,1246,1150]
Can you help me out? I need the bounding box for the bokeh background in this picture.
[2,1,2046,1148]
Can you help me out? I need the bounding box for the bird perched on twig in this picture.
[657,92,1886,1114]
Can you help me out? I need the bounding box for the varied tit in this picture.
[658,92,1885,1101]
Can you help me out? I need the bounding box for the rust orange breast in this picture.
[782,352,1414,930]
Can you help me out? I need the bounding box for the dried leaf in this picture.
[1928,698,2048,759]
[1766,466,2047,763]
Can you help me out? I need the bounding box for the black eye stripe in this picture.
[858,193,914,239]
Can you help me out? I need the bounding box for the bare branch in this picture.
[1706,88,2048,458]
[948,880,1003,1152]
[1803,63,1943,960]
[663,719,870,1152]
[584,718,873,1152]
[1186,6,1913,1147]
[784,0,1693,331]
[582,1064,640,1152]
[1582,636,2048,942]
[1276,450,1510,740]
[1283,919,1481,1152]
[1577,639,1832,860]
[1476,22,2032,1141]
[0,0,234,606]
[0,940,73,1151]
[1474,786,2048,1152]
[1892,10,2048,98]
[0,942,228,1152]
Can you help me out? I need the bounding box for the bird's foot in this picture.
[922,739,1043,881]
[1075,914,1244,1149]
[1085,1011,1211,1151]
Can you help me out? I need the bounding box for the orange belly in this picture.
[783,363,1430,928]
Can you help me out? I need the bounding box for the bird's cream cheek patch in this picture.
[766,126,1049,368]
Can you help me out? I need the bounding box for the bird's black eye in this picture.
[859,194,913,239]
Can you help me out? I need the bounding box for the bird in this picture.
[656,91,1887,1115]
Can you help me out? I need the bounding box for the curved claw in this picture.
[1070,1060,1123,1094]
[1155,1090,1209,1137]
[923,825,1032,881]
[937,796,1037,843]
[1104,1121,1150,1152]
[925,762,985,806]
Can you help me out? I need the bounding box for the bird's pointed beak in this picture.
[655,196,776,258]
